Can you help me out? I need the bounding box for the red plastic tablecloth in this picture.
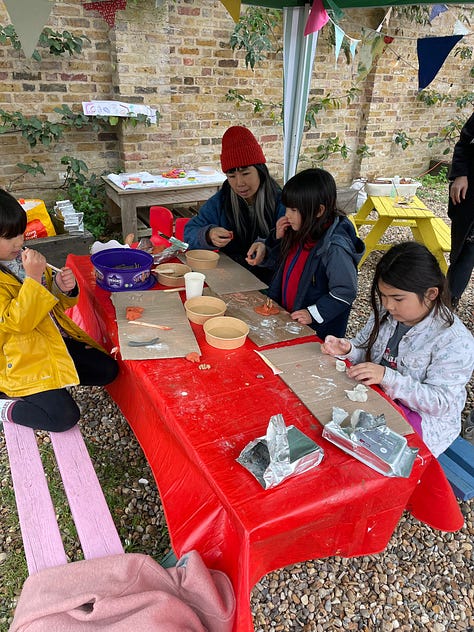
[67,255,464,632]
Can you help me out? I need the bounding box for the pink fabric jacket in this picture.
[10,551,235,632]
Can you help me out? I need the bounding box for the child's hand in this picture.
[290,309,311,325]
[246,242,266,265]
[208,227,233,248]
[22,248,46,283]
[347,362,385,385]
[275,216,291,239]
[55,267,77,293]
[321,335,351,356]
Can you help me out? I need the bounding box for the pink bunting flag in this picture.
[304,0,329,37]
[83,0,127,27]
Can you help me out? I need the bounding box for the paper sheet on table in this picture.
[111,291,200,360]
[187,253,268,294]
[261,342,412,436]
[106,170,225,191]
[222,290,314,347]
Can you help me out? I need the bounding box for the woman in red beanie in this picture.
[184,126,285,282]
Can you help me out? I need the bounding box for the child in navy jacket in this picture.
[257,168,365,339]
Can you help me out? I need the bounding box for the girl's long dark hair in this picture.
[0,189,27,239]
[280,168,341,259]
[363,241,454,361]
[221,164,281,244]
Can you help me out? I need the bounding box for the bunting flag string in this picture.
[83,0,127,28]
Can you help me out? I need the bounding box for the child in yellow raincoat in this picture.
[0,189,118,432]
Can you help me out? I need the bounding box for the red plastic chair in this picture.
[149,206,173,248]
[174,217,190,243]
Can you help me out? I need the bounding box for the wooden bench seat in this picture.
[410,216,451,252]
[4,422,123,575]
[438,436,474,501]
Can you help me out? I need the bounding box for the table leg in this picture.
[411,219,449,274]
[358,218,392,267]
[352,198,373,225]
[120,196,138,240]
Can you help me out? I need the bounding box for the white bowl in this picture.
[365,178,421,198]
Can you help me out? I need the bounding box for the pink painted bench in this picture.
[4,422,123,575]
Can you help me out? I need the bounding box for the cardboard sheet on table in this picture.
[182,252,267,294]
[111,291,200,360]
[261,342,411,436]
[221,290,314,347]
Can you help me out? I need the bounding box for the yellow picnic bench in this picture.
[352,195,451,273]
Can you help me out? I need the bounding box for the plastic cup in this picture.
[184,272,205,300]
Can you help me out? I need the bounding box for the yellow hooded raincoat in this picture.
[0,266,104,398]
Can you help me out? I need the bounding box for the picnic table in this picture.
[66,254,464,632]
[353,195,451,272]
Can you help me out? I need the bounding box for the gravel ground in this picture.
[0,187,473,631]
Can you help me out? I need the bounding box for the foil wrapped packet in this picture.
[322,407,418,478]
[237,414,324,489]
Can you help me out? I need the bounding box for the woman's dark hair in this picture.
[221,163,281,245]
[280,168,341,259]
[0,189,27,239]
[363,241,453,360]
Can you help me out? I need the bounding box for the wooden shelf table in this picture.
[102,173,225,240]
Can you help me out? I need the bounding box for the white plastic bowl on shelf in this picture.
[365,178,421,198]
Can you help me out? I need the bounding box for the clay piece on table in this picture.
[335,359,346,372]
[254,297,280,316]
[185,352,201,363]
[344,383,369,402]
[126,306,144,321]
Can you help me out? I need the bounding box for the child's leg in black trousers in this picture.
[3,339,119,432]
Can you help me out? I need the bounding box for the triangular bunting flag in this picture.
[453,20,472,36]
[417,35,463,91]
[429,5,448,21]
[4,0,53,58]
[219,0,241,23]
[349,38,360,61]
[334,24,345,68]
[83,0,127,28]
[304,0,329,36]
[357,29,386,82]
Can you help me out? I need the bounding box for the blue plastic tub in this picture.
[91,248,155,292]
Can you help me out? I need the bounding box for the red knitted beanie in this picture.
[220,126,266,173]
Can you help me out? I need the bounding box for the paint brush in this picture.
[22,246,62,273]
[129,321,173,331]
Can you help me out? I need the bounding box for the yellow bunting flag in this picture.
[219,0,241,23]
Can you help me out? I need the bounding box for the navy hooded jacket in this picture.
[266,216,365,339]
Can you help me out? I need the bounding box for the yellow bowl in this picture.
[184,296,227,325]
[203,316,249,350]
[185,249,220,271]
[153,263,191,287]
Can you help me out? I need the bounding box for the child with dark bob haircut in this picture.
[321,241,474,457]
[0,189,118,432]
[253,168,365,338]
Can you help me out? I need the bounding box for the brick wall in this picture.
[0,0,471,207]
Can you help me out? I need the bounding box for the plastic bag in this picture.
[20,199,56,240]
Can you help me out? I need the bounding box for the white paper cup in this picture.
[184,272,205,300]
